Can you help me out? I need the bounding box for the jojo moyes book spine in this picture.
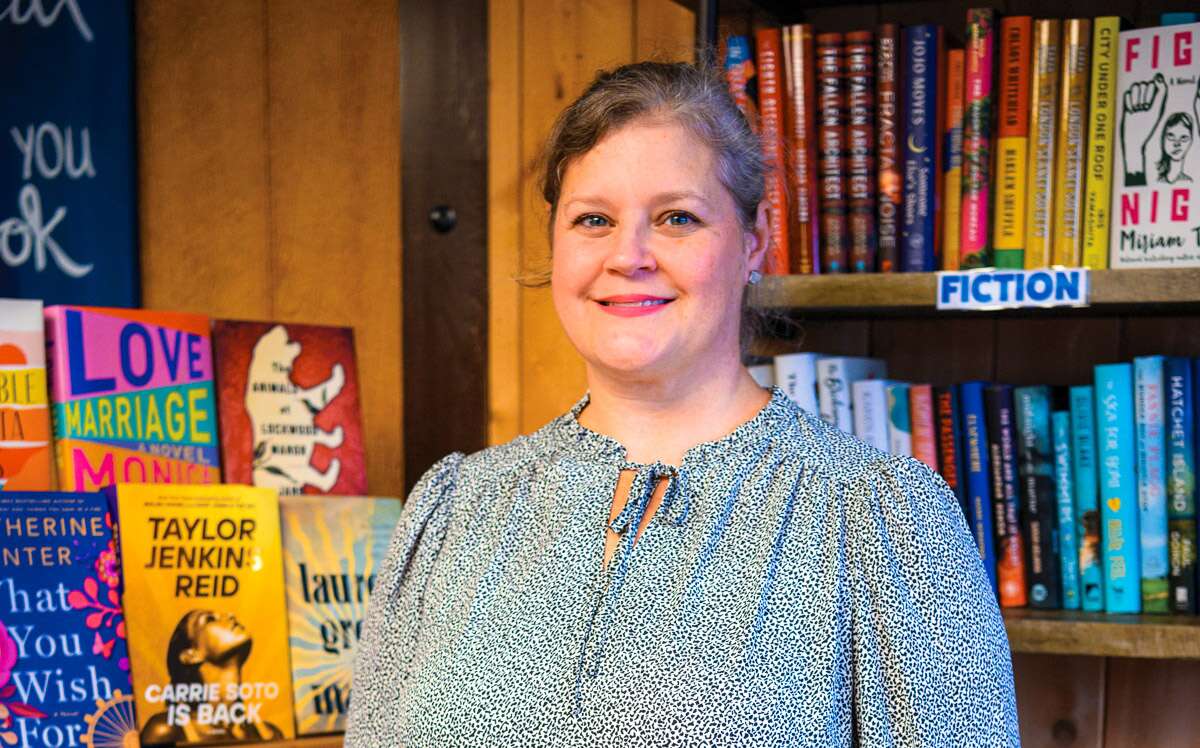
[901,24,943,272]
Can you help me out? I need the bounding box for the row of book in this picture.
[750,353,1199,615]
[2,485,394,744]
[728,12,1200,274]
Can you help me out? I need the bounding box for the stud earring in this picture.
[747,270,763,285]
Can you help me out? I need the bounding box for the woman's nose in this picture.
[603,223,657,275]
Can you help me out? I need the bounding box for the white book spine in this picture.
[853,379,890,450]
[774,352,820,414]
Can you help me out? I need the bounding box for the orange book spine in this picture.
[756,28,790,275]
[784,24,819,274]
[909,384,938,470]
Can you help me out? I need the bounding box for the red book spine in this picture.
[910,384,938,470]
[875,24,902,272]
[784,24,819,274]
[816,33,849,273]
[755,28,790,276]
[845,30,877,272]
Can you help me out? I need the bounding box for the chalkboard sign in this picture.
[1,0,139,307]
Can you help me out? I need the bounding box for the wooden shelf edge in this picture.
[1004,608,1200,659]
[275,735,342,747]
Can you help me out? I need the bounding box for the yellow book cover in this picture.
[1024,20,1061,269]
[1081,17,1120,268]
[115,483,295,745]
[1051,19,1092,266]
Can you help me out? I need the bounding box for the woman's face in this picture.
[188,610,250,664]
[550,119,766,384]
[1164,120,1193,162]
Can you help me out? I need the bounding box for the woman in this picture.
[348,62,1018,746]
[1157,111,1195,184]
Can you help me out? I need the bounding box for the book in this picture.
[44,307,221,492]
[816,33,850,272]
[885,382,912,456]
[985,384,1027,607]
[723,36,757,131]
[1014,385,1062,608]
[773,352,821,415]
[1134,355,1170,612]
[875,23,903,273]
[935,384,969,521]
[942,48,966,271]
[816,357,887,433]
[783,24,820,274]
[993,16,1033,268]
[960,8,995,269]
[113,482,296,744]
[748,363,775,389]
[852,379,890,451]
[909,384,938,469]
[755,28,790,276]
[0,299,52,490]
[1069,385,1106,611]
[959,381,999,595]
[1165,357,1196,613]
[1053,410,1082,609]
[846,30,878,272]
[1081,17,1122,268]
[212,321,367,497]
[1095,363,1142,613]
[1111,22,1200,268]
[1051,19,1093,267]
[280,495,402,735]
[0,491,135,747]
[1024,20,1062,269]
[901,24,944,272]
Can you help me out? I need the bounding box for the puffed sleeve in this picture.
[345,452,464,748]
[845,455,1020,747]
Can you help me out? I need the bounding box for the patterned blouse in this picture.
[346,387,1020,746]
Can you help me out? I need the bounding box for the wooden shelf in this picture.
[1004,609,1200,659]
[748,268,1200,314]
[274,736,342,748]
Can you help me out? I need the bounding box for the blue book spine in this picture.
[1095,363,1142,613]
[1015,386,1062,608]
[959,381,998,594]
[1053,411,1082,609]
[1070,386,1105,611]
[1166,357,1197,613]
[1134,356,1170,612]
[900,24,942,272]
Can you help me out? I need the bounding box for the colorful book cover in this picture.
[1095,363,1142,613]
[935,385,969,521]
[755,28,790,276]
[846,30,878,272]
[783,24,820,274]
[1014,385,1062,608]
[114,483,295,744]
[852,379,890,452]
[960,8,995,269]
[876,23,903,273]
[1165,357,1196,613]
[213,321,366,497]
[1069,385,1105,611]
[723,36,757,131]
[1051,19,1092,267]
[909,384,938,470]
[1081,17,1122,268]
[816,33,850,273]
[816,357,887,433]
[281,495,401,735]
[1053,410,1082,609]
[1134,355,1170,612]
[0,299,52,490]
[1111,22,1200,267]
[1024,20,1061,269]
[985,384,1027,607]
[959,382,999,595]
[44,307,220,492]
[885,382,912,456]
[993,16,1033,268]
[942,48,966,271]
[901,24,944,272]
[773,352,821,415]
[0,491,135,747]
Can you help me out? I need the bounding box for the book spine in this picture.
[1135,355,1170,612]
[1053,410,1083,609]
[959,8,995,269]
[724,36,758,130]
[1024,20,1061,269]
[784,25,820,274]
[935,385,970,521]
[1095,363,1142,613]
[1081,17,1120,268]
[817,358,849,430]
[876,24,902,273]
[886,382,912,456]
[942,49,966,271]
[985,384,1028,607]
[1050,19,1092,267]
[816,33,850,273]
[1015,385,1062,608]
[1070,385,1106,611]
[853,380,890,451]
[774,352,820,414]
[1166,357,1197,613]
[846,31,878,272]
[910,384,938,470]
[756,28,791,275]
[960,381,999,595]
[993,16,1033,269]
[901,25,942,272]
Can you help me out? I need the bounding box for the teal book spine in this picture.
[1053,410,1082,609]
[1165,357,1196,613]
[1070,385,1105,611]
[1015,385,1061,607]
[1135,356,1170,612]
[1095,363,1141,613]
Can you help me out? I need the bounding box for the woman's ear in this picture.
[745,202,771,273]
[179,647,204,665]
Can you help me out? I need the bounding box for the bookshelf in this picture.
[278,738,342,748]
[1004,610,1200,659]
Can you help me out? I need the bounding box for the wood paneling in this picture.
[1105,659,1200,746]
[1013,654,1105,748]
[636,0,696,61]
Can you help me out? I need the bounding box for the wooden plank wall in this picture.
[137,0,404,496]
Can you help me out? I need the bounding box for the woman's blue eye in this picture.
[666,212,696,226]
[576,214,609,228]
